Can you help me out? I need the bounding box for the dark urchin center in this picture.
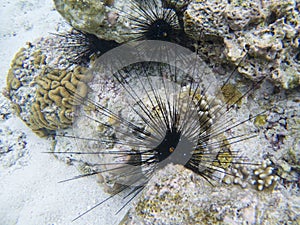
[154,126,195,167]
[155,126,181,162]
[85,33,119,56]
[145,19,174,40]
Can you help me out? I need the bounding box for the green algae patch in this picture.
[254,114,267,127]
[221,83,243,106]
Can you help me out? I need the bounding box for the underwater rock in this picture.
[5,37,93,137]
[123,164,300,225]
[53,0,137,43]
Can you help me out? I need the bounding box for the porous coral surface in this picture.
[184,0,300,89]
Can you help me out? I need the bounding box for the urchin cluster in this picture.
[53,45,262,222]
[49,0,269,222]
[55,0,195,66]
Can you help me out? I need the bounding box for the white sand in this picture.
[0,0,127,224]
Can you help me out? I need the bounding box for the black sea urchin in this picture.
[52,29,120,66]
[53,0,194,66]
[117,0,192,46]
[50,40,265,222]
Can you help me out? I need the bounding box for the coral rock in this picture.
[124,164,300,224]
[184,0,300,89]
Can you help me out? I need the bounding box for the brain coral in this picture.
[6,37,93,137]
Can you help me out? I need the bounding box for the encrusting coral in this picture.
[253,159,279,191]
[6,37,92,137]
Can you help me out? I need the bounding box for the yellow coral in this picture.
[254,114,267,127]
[216,151,233,169]
[6,42,93,137]
[31,102,52,129]
[30,65,92,135]
[59,108,75,125]
[10,78,21,90]
[35,76,51,90]
[48,86,70,107]
[6,48,26,93]
[33,50,46,68]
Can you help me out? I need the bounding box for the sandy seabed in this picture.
[0,0,127,224]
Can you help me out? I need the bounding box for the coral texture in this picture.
[6,37,92,137]
[51,59,299,224]
[184,0,300,89]
[4,0,299,224]
[123,164,300,225]
[53,0,300,89]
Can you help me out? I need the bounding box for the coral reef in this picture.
[52,72,130,193]
[184,0,300,89]
[220,78,300,191]
[3,0,299,223]
[6,37,92,137]
[52,0,300,89]
[123,164,300,224]
[222,159,279,191]
[51,54,299,224]
[51,54,232,193]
